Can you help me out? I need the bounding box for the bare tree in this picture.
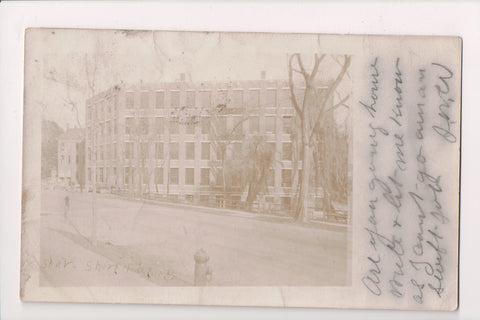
[288,53,351,222]
[43,36,111,244]
[242,135,276,211]
[208,104,248,207]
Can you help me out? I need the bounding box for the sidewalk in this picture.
[100,191,351,230]
[40,214,159,287]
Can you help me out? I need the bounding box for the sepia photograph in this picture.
[20,28,460,310]
[26,29,352,290]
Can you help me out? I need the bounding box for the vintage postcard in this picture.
[20,29,461,310]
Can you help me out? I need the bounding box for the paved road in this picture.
[40,190,350,287]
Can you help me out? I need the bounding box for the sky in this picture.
[24,29,351,130]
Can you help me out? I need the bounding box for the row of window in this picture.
[122,115,292,136]
[87,97,117,121]
[88,116,293,141]
[90,141,296,161]
[88,167,296,187]
[87,120,118,141]
[123,88,297,110]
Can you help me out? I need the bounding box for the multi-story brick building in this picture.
[84,73,343,214]
[57,127,85,189]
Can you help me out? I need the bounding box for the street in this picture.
[40,190,350,287]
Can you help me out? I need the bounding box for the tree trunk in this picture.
[245,183,255,211]
[295,142,311,222]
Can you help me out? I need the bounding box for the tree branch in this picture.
[309,53,325,82]
[295,54,309,82]
[309,55,351,143]
[325,94,350,113]
[288,54,304,119]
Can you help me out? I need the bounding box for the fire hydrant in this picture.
[194,249,212,286]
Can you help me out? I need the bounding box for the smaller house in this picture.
[57,127,85,190]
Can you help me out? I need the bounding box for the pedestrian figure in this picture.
[64,194,70,218]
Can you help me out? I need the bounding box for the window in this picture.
[249,116,259,133]
[155,91,164,108]
[185,142,195,160]
[99,101,104,118]
[114,119,117,135]
[124,167,131,184]
[231,171,241,187]
[155,117,164,135]
[216,89,228,106]
[232,116,243,136]
[185,168,194,185]
[201,142,210,160]
[282,143,292,160]
[98,168,104,182]
[266,116,276,133]
[216,169,223,186]
[170,117,179,134]
[282,116,292,134]
[267,169,275,187]
[106,121,111,136]
[124,142,134,159]
[246,89,260,108]
[155,143,163,159]
[141,168,149,185]
[170,142,179,160]
[140,91,149,109]
[88,106,92,120]
[108,99,114,114]
[232,90,243,108]
[200,90,211,107]
[268,142,276,159]
[185,90,195,108]
[88,168,91,182]
[170,168,179,184]
[216,145,225,161]
[201,117,210,134]
[139,118,149,135]
[185,117,196,134]
[217,116,227,134]
[232,142,242,158]
[170,91,180,108]
[125,117,135,134]
[106,144,111,160]
[200,168,210,185]
[154,167,163,184]
[216,195,225,207]
[126,92,134,109]
[282,169,292,187]
[281,88,291,107]
[113,143,117,158]
[113,168,117,184]
[266,89,277,107]
[295,88,306,101]
[139,142,149,159]
[99,146,103,160]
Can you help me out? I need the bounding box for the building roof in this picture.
[58,128,85,141]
